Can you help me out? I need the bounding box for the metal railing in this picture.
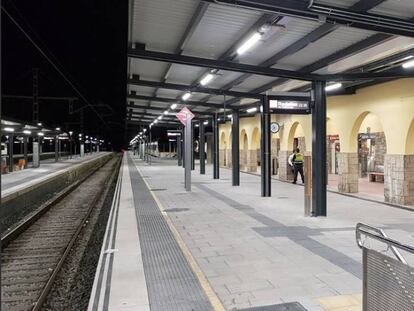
[356,223,414,311]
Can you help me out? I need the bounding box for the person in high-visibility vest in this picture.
[291,148,304,184]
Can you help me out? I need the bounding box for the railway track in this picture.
[1,155,120,311]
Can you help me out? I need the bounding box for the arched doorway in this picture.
[346,112,387,197]
[288,122,306,153]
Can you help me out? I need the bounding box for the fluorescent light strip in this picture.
[200,73,215,86]
[325,83,342,92]
[237,32,262,55]
[246,107,257,113]
[170,103,177,110]
[182,92,191,101]
[402,59,414,69]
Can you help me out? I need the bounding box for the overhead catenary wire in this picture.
[1,5,109,128]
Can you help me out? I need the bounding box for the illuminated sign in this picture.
[268,97,311,114]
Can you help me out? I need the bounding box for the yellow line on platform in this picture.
[135,162,226,311]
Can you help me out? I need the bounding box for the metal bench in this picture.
[356,223,414,311]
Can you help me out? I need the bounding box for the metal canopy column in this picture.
[55,135,59,162]
[213,112,219,179]
[8,134,14,172]
[182,128,185,168]
[261,95,271,197]
[184,115,191,191]
[312,81,327,216]
[191,122,195,171]
[232,109,240,186]
[177,133,182,166]
[199,120,206,174]
[23,136,28,169]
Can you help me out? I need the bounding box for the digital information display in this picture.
[268,97,311,114]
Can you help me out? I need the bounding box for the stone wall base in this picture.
[337,152,359,193]
[385,154,414,206]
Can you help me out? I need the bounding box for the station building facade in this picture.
[219,78,414,206]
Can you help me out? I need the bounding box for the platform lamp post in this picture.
[55,127,61,162]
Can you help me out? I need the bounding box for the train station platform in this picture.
[89,152,414,311]
[1,152,109,197]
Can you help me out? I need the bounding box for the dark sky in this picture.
[2,0,127,148]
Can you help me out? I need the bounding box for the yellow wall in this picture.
[219,78,414,156]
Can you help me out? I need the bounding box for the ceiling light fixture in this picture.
[246,107,258,113]
[23,130,31,135]
[402,59,414,69]
[182,92,191,101]
[325,83,342,92]
[4,127,14,132]
[170,103,177,110]
[158,115,162,120]
[164,110,169,115]
[200,73,215,86]
[237,32,262,55]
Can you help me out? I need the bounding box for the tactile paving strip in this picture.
[128,155,214,311]
[239,302,307,311]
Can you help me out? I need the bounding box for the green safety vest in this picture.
[294,153,304,163]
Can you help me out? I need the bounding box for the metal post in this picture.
[199,120,205,175]
[261,95,271,197]
[55,136,59,162]
[23,136,28,169]
[191,122,195,171]
[213,113,219,179]
[69,137,73,159]
[8,134,14,172]
[182,128,185,168]
[177,133,182,166]
[149,130,152,166]
[184,114,191,191]
[232,109,240,186]
[312,81,327,216]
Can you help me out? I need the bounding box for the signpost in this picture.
[176,107,195,191]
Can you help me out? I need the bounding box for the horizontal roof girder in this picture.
[127,103,214,115]
[203,0,414,38]
[128,48,317,81]
[128,77,261,99]
[127,94,227,109]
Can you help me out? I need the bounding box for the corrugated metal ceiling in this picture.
[130,0,199,52]
[182,3,262,59]
[369,0,414,20]
[277,26,377,69]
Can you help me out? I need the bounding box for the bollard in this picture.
[304,155,313,216]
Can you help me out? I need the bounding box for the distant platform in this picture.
[1,152,110,197]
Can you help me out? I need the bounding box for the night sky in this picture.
[2,0,128,149]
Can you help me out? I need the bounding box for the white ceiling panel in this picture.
[155,88,181,98]
[130,0,199,52]
[130,59,169,81]
[277,26,376,69]
[166,64,206,85]
[231,75,278,92]
[183,3,262,59]
[314,0,360,8]
[369,0,414,19]
[128,85,156,96]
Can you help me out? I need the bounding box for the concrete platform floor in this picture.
[134,156,414,311]
[241,166,391,209]
[1,152,107,193]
